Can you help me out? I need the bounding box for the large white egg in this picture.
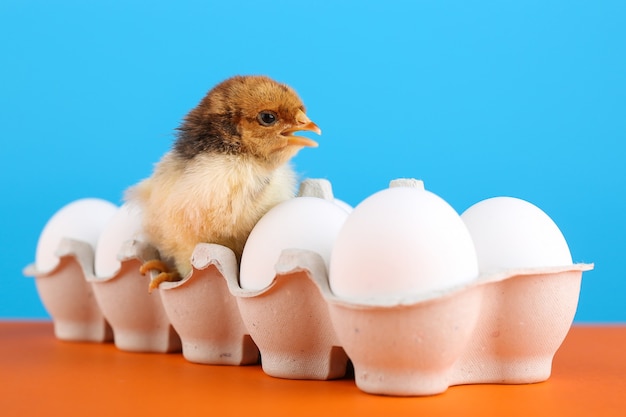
[329,187,479,301]
[94,203,145,278]
[239,197,350,290]
[461,197,572,273]
[35,198,118,274]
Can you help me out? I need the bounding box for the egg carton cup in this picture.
[154,243,259,365]
[225,248,349,380]
[274,248,592,396]
[85,239,181,353]
[23,238,113,343]
[450,265,589,386]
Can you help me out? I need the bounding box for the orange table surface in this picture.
[1,322,625,417]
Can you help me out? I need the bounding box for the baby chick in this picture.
[126,75,321,291]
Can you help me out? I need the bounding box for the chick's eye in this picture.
[257,111,277,126]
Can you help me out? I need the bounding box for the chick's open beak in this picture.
[282,109,321,147]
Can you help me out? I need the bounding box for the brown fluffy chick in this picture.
[126,75,321,291]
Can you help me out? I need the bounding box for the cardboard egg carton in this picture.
[24,236,181,353]
[23,238,113,343]
[23,178,593,396]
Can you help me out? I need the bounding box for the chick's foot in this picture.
[139,259,181,292]
[148,271,181,292]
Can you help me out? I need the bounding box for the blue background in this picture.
[1,0,624,321]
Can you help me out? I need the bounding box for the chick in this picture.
[126,75,321,291]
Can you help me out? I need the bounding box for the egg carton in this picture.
[23,178,593,396]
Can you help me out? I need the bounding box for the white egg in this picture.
[239,197,350,290]
[461,197,572,273]
[94,203,146,278]
[35,198,118,274]
[329,187,479,301]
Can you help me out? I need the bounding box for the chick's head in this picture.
[175,75,320,168]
